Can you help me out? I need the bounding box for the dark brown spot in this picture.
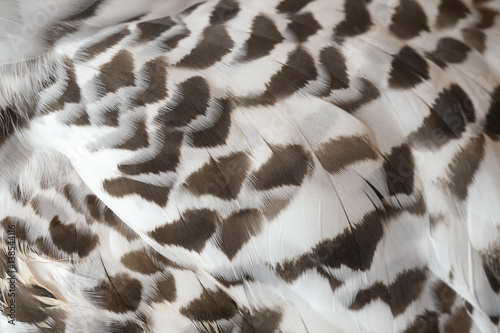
[483,261,500,292]
[185,152,249,200]
[136,57,168,106]
[118,131,183,175]
[35,237,62,259]
[409,84,475,149]
[252,144,311,190]
[160,30,190,50]
[461,28,486,53]
[110,321,143,333]
[103,177,170,206]
[485,86,500,139]
[262,197,291,220]
[350,269,427,316]
[121,250,161,274]
[320,46,349,93]
[30,285,57,300]
[214,274,254,288]
[90,273,142,313]
[115,118,149,150]
[383,144,415,195]
[240,309,283,333]
[277,0,313,13]
[180,288,238,321]
[314,210,384,271]
[218,209,262,259]
[242,15,284,62]
[437,0,470,28]
[153,274,177,303]
[244,47,317,105]
[390,0,429,40]
[97,50,135,95]
[191,98,232,148]
[446,135,485,200]
[433,281,456,314]
[335,78,380,112]
[11,284,50,323]
[444,307,472,333]
[149,209,219,251]
[49,216,98,257]
[429,38,470,66]
[389,46,430,89]
[477,7,497,29]
[79,29,130,60]
[278,210,384,279]
[210,0,240,24]
[403,311,439,333]
[103,106,120,126]
[85,194,102,220]
[0,107,24,146]
[1,217,28,241]
[155,76,210,128]
[316,136,378,174]
[177,24,234,69]
[288,12,321,42]
[334,0,372,39]
[66,0,102,21]
[137,17,176,42]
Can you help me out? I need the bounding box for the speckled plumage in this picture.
[0,0,500,332]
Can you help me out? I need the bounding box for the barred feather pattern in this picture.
[1,0,500,332]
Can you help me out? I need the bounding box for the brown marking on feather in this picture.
[49,216,98,257]
[320,46,349,93]
[288,12,321,42]
[218,209,262,259]
[156,76,210,128]
[192,98,232,148]
[428,38,470,67]
[90,273,143,313]
[121,250,162,274]
[137,17,176,42]
[185,152,249,200]
[97,50,135,94]
[149,209,219,251]
[103,177,171,206]
[389,46,430,89]
[461,28,486,53]
[153,274,177,303]
[177,24,234,69]
[316,136,378,174]
[244,48,317,105]
[349,269,427,315]
[116,118,149,150]
[118,131,183,175]
[437,0,470,28]
[180,288,238,321]
[409,84,475,149]
[252,144,311,190]
[136,57,168,106]
[210,0,240,24]
[446,134,485,200]
[334,0,372,39]
[79,30,130,60]
[242,15,284,62]
[390,0,429,40]
[485,86,500,139]
[384,144,415,195]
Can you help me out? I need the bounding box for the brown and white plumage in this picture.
[0,0,499,332]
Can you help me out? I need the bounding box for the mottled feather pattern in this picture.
[0,0,499,332]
